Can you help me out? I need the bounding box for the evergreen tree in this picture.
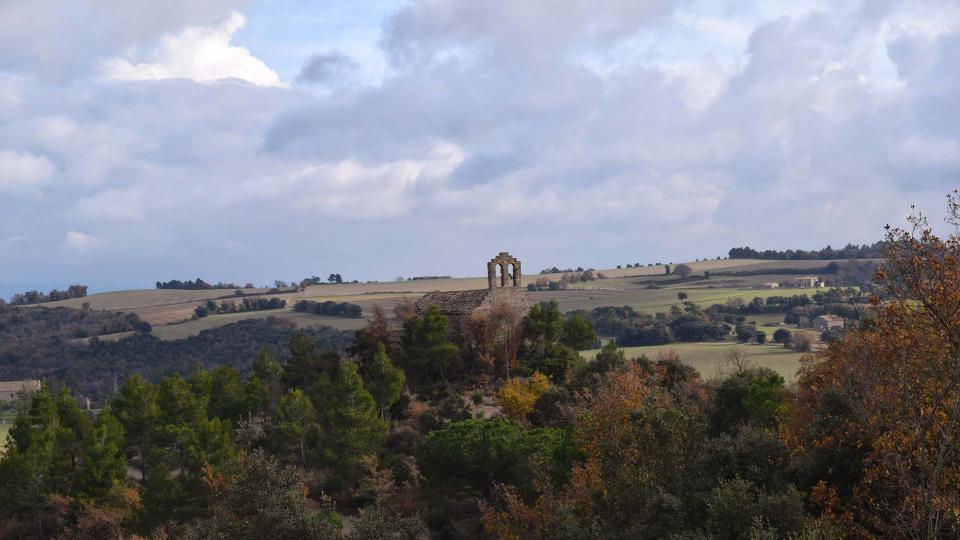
[401,305,459,382]
[365,344,406,423]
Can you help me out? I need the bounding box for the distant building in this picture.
[761,282,779,289]
[0,379,41,402]
[793,276,820,289]
[813,314,845,331]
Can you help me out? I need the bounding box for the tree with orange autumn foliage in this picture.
[785,195,960,538]
[483,361,715,538]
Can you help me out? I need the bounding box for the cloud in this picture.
[296,51,360,85]
[100,12,282,87]
[1,1,960,288]
[0,0,250,80]
[0,150,54,191]
[63,231,102,253]
[243,142,465,218]
[74,188,145,222]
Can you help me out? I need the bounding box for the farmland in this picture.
[25,257,854,354]
[584,340,809,382]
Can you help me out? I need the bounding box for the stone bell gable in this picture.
[487,252,522,289]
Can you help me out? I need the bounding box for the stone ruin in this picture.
[416,252,530,320]
[487,252,522,289]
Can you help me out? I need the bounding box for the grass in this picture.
[530,285,813,314]
[582,340,808,382]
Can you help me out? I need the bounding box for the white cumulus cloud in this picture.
[100,12,282,87]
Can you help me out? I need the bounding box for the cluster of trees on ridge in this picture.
[293,300,364,318]
[728,242,886,260]
[155,278,253,290]
[4,284,88,306]
[3,198,960,538]
[194,297,287,319]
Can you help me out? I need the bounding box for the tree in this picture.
[187,449,341,540]
[785,195,960,537]
[591,341,626,374]
[562,313,597,350]
[499,373,551,421]
[350,306,392,373]
[482,362,711,539]
[308,361,386,484]
[754,330,767,345]
[791,331,815,352]
[735,324,756,343]
[674,264,693,278]
[677,291,688,301]
[417,418,571,493]
[272,389,317,468]
[346,506,429,540]
[366,344,406,423]
[772,328,792,344]
[401,305,460,382]
[0,384,128,537]
[110,374,159,485]
[665,264,672,275]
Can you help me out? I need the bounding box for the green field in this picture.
[583,340,808,382]
[532,285,813,315]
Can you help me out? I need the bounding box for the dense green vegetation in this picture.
[194,297,287,318]
[155,278,251,290]
[728,242,886,260]
[293,299,363,318]
[5,284,88,306]
[0,305,150,342]
[0,315,351,402]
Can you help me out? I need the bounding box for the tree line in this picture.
[194,297,287,319]
[156,278,253,290]
[728,241,886,260]
[293,300,363,318]
[6,284,88,306]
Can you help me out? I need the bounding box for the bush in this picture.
[292,300,363,318]
[791,332,816,352]
[772,328,792,344]
[735,324,757,343]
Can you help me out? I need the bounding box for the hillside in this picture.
[34,257,856,335]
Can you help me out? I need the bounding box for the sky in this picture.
[1,0,959,296]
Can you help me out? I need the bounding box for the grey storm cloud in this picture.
[295,51,360,85]
[0,0,959,297]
